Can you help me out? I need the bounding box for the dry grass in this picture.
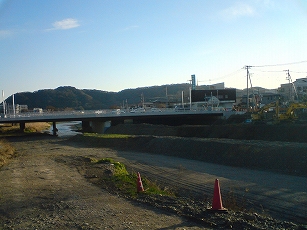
[0,139,15,167]
[0,122,50,134]
[24,122,51,133]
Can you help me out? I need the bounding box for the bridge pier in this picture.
[90,121,111,134]
[52,122,58,136]
[82,121,92,132]
[20,122,25,132]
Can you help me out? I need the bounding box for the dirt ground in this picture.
[0,136,205,230]
[0,132,306,229]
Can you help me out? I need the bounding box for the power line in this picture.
[208,68,244,82]
[291,71,307,74]
[252,69,285,73]
[251,60,307,68]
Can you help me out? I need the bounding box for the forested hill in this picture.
[5,84,191,110]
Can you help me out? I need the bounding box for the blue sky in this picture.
[1,0,307,98]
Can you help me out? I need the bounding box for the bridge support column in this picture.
[52,122,58,136]
[90,121,111,134]
[82,121,92,132]
[20,122,25,132]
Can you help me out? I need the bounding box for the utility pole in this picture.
[166,86,168,108]
[13,94,15,116]
[141,93,144,108]
[284,69,298,101]
[181,91,184,109]
[189,87,192,110]
[245,66,252,111]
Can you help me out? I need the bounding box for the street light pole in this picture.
[2,90,5,117]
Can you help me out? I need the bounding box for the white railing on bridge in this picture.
[1,107,244,121]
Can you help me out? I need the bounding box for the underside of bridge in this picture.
[10,112,224,135]
[131,113,222,125]
[83,113,223,134]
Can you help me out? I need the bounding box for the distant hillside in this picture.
[4,85,276,111]
[5,84,191,110]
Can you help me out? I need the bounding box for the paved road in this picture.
[112,150,307,224]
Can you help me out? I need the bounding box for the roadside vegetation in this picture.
[83,156,300,229]
[91,157,174,197]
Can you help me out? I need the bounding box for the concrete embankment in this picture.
[105,123,307,143]
[71,123,307,177]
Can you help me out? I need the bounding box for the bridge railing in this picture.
[1,107,242,122]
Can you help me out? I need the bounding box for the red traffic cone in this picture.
[136,172,144,193]
[209,179,227,212]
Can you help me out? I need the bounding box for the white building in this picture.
[278,77,307,101]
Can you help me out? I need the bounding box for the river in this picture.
[48,121,81,137]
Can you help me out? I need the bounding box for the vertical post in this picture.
[142,93,145,108]
[211,92,213,111]
[166,86,168,108]
[181,91,184,109]
[245,66,250,111]
[20,122,25,132]
[2,90,5,117]
[52,122,58,136]
[189,87,192,110]
[13,94,15,116]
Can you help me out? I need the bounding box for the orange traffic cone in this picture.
[209,179,227,212]
[136,172,144,193]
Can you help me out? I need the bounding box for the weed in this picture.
[223,187,247,211]
[96,158,128,176]
[93,157,175,197]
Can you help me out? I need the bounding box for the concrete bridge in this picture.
[0,109,239,135]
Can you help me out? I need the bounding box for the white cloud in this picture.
[220,2,255,19]
[47,18,80,31]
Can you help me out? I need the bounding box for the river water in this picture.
[47,121,81,137]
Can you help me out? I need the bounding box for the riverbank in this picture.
[1,135,304,229]
[70,123,307,177]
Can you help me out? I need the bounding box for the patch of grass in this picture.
[0,124,20,134]
[96,158,129,175]
[24,122,51,133]
[0,139,15,167]
[94,157,175,197]
[0,122,50,135]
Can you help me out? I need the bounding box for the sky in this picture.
[1,0,307,98]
